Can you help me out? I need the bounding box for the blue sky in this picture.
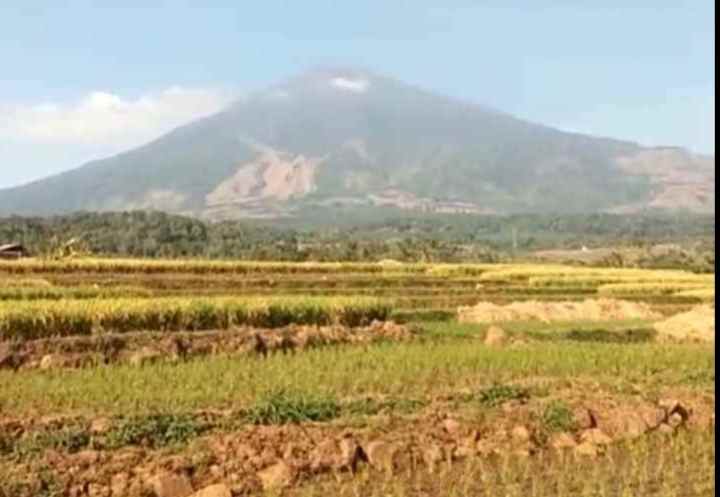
[0,0,714,188]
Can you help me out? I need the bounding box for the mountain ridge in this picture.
[0,68,714,219]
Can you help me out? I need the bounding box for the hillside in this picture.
[0,68,714,219]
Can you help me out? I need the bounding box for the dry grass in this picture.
[458,299,660,324]
[654,305,715,343]
[291,430,715,497]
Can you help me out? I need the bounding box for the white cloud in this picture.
[330,77,370,93]
[0,86,235,146]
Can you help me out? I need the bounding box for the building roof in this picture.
[0,243,25,252]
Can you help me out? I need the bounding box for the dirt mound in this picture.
[0,321,413,371]
[458,298,660,324]
[654,305,715,343]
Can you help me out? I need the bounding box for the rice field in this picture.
[0,258,714,496]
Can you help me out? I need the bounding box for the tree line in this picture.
[0,210,713,271]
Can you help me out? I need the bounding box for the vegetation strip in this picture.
[0,338,712,415]
[0,296,392,339]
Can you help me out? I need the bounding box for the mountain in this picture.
[0,68,714,219]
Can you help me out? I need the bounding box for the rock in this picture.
[443,418,462,435]
[39,354,62,370]
[511,426,531,443]
[257,461,294,490]
[575,441,598,457]
[110,473,130,497]
[579,428,612,446]
[365,441,399,473]
[668,413,685,429]
[149,472,193,497]
[639,407,666,431]
[129,347,163,367]
[660,399,690,424]
[209,465,225,479]
[573,408,598,430]
[90,417,113,434]
[190,484,232,497]
[549,433,577,450]
[39,352,86,369]
[484,326,508,346]
[338,437,365,472]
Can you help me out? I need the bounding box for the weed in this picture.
[245,389,341,425]
[478,384,531,407]
[104,414,205,448]
[541,401,576,433]
[9,425,90,460]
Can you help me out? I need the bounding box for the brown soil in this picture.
[458,298,661,324]
[0,388,713,497]
[0,321,413,371]
[654,305,715,343]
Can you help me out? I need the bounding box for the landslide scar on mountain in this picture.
[612,148,715,213]
[206,147,323,208]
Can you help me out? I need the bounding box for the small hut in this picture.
[0,243,28,260]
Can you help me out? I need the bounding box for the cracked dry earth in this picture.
[0,388,713,497]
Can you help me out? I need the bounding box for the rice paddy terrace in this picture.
[0,258,715,496]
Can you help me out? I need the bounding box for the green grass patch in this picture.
[103,413,206,449]
[244,389,341,425]
[540,400,576,433]
[477,384,531,407]
[0,333,712,416]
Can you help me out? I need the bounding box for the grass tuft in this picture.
[245,389,341,425]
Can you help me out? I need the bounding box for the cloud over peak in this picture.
[330,77,370,93]
[0,87,234,146]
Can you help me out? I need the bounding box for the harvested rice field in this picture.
[0,259,714,496]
